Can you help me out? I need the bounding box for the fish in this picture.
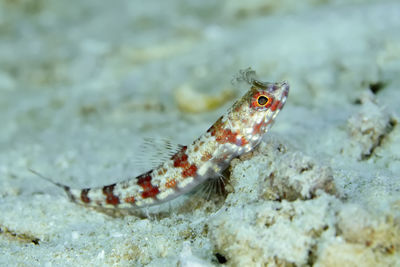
[31,69,289,209]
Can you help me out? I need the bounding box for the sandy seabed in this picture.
[0,0,399,266]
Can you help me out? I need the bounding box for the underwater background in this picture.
[0,0,399,266]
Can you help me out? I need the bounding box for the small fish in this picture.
[32,69,289,209]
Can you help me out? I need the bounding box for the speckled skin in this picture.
[54,71,289,208]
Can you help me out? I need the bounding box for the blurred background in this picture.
[1,0,400,265]
[0,0,399,198]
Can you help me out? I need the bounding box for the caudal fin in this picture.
[28,168,76,202]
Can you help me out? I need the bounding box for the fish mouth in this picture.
[278,81,289,104]
[280,81,290,96]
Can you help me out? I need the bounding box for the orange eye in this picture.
[251,91,273,109]
[257,95,270,106]
[256,95,273,108]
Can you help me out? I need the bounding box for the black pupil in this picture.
[258,96,269,105]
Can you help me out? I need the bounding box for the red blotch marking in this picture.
[201,152,212,162]
[124,196,136,203]
[157,167,167,176]
[137,172,160,199]
[142,187,160,199]
[171,146,198,178]
[253,119,274,135]
[283,89,289,97]
[208,127,216,137]
[214,128,248,146]
[182,164,198,178]
[253,121,266,135]
[172,146,189,168]
[81,189,91,203]
[102,184,120,205]
[217,128,237,144]
[165,179,177,188]
[207,117,224,136]
[277,101,284,110]
[208,116,248,146]
[236,135,248,146]
[270,99,281,112]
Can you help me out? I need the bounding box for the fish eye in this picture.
[257,95,269,106]
[251,91,273,109]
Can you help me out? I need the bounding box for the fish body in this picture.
[42,70,289,209]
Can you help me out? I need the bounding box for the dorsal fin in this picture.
[133,137,184,172]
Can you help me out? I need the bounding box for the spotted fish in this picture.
[34,69,289,209]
